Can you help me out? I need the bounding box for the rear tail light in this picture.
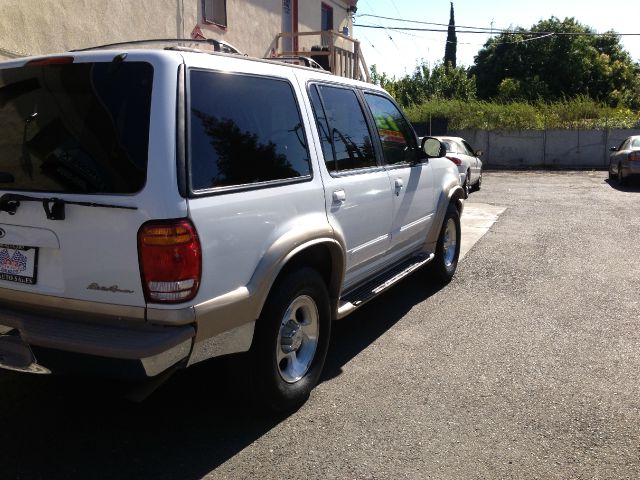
[629,152,640,161]
[446,156,462,165]
[138,219,201,303]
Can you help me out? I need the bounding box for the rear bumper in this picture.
[622,162,640,176]
[0,307,194,378]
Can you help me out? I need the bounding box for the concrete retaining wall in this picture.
[447,129,640,169]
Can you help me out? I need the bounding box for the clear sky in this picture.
[353,0,640,78]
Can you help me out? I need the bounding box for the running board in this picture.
[337,253,434,319]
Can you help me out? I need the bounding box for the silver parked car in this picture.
[609,135,640,186]
[435,136,483,197]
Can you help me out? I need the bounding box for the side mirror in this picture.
[474,150,483,157]
[421,137,446,158]
[610,146,618,152]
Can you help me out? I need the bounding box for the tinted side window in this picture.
[189,71,310,190]
[363,93,418,165]
[308,85,334,168]
[312,85,377,172]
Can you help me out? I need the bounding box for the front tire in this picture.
[250,268,331,412]
[430,203,461,284]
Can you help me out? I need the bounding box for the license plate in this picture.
[0,244,38,285]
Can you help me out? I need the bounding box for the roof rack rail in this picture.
[264,55,325,70]
[70,38,242,55]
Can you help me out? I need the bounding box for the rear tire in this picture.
[250,268,331,412]
[429,203,461,284]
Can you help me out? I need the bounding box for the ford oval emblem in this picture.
[0,228,5,239]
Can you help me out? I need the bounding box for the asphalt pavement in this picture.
[1,171,638,479]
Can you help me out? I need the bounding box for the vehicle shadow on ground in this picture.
[605,178,640,191]
[0,273,444,480]
[322,273,444,381]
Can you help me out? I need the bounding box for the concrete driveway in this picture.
[460,202,506,259]
[0,171,638,479]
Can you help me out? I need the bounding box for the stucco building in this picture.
[0,0,366,80]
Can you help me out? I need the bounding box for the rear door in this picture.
[185,61,328,304]
[0,53,185,307]
[307,83,393,289]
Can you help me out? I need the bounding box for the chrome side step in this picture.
[337,253,434,319]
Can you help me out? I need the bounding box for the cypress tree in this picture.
[444,2,457,68]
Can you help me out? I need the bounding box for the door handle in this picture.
[332,190,346,203]
[394,178,404,196]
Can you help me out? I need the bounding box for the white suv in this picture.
[0,45,464,410]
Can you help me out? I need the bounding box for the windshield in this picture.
[0,61,153,194]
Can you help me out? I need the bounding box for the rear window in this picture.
[188,70,310,191]
[0,61,153,194]
[442,141,455,153]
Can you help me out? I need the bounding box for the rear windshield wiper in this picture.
[0,193,137,220]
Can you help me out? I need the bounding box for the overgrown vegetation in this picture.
[371,63,476,107]
[371,16,640,130]
[404,97,640,130]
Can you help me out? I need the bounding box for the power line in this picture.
[387,0,422,55]
[364,21,403,53]
[373,26,556,48]
[355,24,640,36]
[355,13,500,31]
[354,13,640,36]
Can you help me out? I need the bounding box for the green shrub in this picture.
[404,97,640,130]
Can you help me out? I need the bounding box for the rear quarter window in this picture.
[188,70,311,191]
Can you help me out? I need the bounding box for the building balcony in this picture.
[274,30,370,83]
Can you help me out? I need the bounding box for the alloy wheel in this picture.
[276,295,319,383]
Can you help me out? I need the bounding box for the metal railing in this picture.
[274,30,370,83]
